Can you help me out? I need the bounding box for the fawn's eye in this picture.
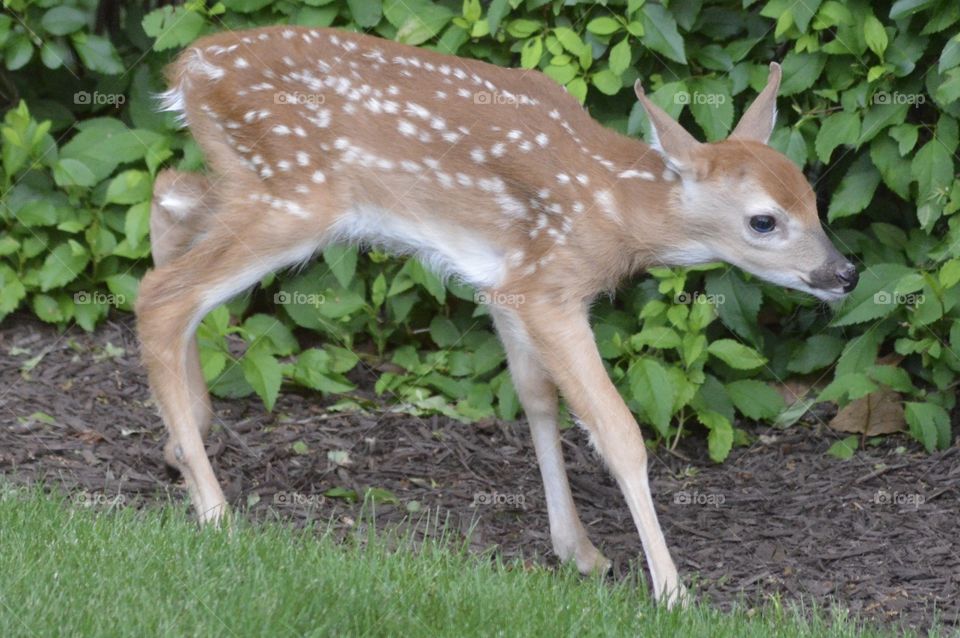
[749,215,776,233]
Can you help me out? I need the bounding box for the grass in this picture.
[0,486,935,637]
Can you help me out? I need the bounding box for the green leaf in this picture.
[889,0,937,21]
[0,265,26,318]
[505,18,541,38]
[788,335,844,373]
[142,6,206,51]
[592,69,622,95]
[60,119,157,183]
[385,0,455,45]
[53,158,97,187]
[770,126,807,167]
[628,358,676,438]
[816,111,860,164]
[429,317,460,347]
[5,34,33,71]
[631,326,681,350]
[41,7,88,35]
[939,37,960,73]
[827,435,858,460]
[290,349,356,394]
[698,410,733,462]
[830,263,914,326]
[827,154,881,221]
[819,372,878,403]
[124,202,151,248]
[520,37,543,69]
[863,15,888,57]
[609,39,632,76]
[587,17,622,36]
[689,77,733,141]
[707,339,767,370]
[870,135,912,199]
[705,270,762,345]
[911,140,953,206]
[242,314,298,356]
[38,242,89,291]
[553,27,586,56]
[904,402,950,452]
[485,0,510,36]
[347,0,382,27]
[105,274,138,310]
[322,244,358,289]
[778,53,826,96]
[106,170,152,205]
[70,33,124,74]
[641,4,686,64]
[241,348,282,411]
[726,380,785,420]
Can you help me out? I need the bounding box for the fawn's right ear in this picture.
[729,62,781,143]
[634,80,704,177]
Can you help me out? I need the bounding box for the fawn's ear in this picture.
[729,62,781,144]
[634,80,703,176]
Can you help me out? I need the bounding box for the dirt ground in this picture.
[1,314,957,633]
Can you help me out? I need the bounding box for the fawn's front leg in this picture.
[516,298,685,606]
[490,306,610,574]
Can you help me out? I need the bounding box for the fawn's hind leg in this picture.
[149,170,217,442]
[137,177,332,523]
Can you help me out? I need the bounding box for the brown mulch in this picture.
[0,313,958,634]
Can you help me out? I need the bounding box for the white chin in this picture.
[741,267,849,302]
[808,287,848,302]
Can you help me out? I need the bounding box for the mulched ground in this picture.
[0,313,957,634]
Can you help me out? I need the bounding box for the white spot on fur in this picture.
[619,169,655,180]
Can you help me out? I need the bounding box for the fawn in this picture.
[137,25,858,607]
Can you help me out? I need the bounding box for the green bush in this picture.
[0,0,956,459]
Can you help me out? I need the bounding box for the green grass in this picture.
[0,487,934,637]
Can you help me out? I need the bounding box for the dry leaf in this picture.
[829,390,905,436]
[776,379,820,405]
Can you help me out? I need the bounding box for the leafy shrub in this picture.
[0,0,956,459]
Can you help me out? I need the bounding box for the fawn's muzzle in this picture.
[808,257,858,293]
[835,262,859,292]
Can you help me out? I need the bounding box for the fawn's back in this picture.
[161,26,677,297]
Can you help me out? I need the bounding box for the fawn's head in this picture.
[635,63,857,301]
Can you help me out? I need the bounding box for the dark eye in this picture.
[749,215,776,233]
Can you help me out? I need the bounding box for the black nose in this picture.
[836,262,858,292]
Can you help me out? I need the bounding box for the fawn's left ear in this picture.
[633,80,703,176]
[728,62,782,144]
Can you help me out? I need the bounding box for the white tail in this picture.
[137,25,857,607]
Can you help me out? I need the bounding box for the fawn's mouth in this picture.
[799,277,851,302]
